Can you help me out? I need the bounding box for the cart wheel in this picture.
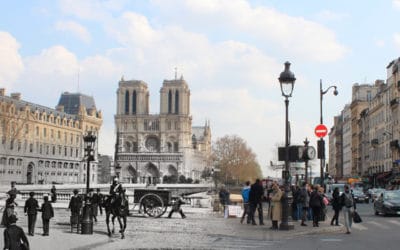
[140,194,164,218]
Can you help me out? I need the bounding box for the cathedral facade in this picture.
[114,77,211,184]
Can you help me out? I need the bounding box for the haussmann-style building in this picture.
[0,89,102,185]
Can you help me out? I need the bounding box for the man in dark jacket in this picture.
[3,214,29,250]
[40,195,54,236]
[24,192,39,236]
[68,189,82,232]
[248,179,264,225]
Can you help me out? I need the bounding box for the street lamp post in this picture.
[278,61,296,230]
[303,138,310,184]
[81,131,96,234]
[319,80,338,186]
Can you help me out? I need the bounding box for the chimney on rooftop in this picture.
[10,93,21,100]
[0,88,5,96]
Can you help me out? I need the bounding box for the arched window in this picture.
[132,91,137,114]
[168,90,172,114]
[175,90,179,114]
[125,90,129,114]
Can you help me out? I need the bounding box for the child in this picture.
[168,196,186,219]
[40,195,54,236]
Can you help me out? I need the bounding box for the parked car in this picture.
[352,189,369,203]
[374,190,400,216]
[369,188,385,202]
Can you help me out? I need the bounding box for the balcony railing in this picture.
[117,152,184,162]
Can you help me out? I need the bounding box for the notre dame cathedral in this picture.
[114,75,211,184]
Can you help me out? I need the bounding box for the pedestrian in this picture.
[292,185,300,221]
[95,188,104,216]
[1,195,18,228]
[7,181,19,198]
[24,192,39,236]
[341,185,356,234]
[270,183,282,230]
[248,179,264,225]
[68,189,82,232]
[3,214,29,250]
[90,188,101,222]
[50,185,57,203]
[39,195,54,236]
[330,187,341,226]
[240,181,251,224]
[299,182,310,226]
[219,185,230,219]
[168,195,186,219]
[309,185,324,227]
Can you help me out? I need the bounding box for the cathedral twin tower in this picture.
[115,76,211,184]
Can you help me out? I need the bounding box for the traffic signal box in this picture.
[317,139,325,159]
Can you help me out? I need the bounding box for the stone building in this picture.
[97,154,113,184]
[0,89,102,185]
[114,76,211,184]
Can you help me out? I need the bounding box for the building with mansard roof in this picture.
[0,89,102,185]
[114,76,211,184]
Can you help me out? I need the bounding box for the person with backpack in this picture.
[240,181,251,224]
[341,185,356,234]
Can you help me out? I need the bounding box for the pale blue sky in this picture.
[1,0,399,177]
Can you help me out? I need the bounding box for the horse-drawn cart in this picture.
[133,189,172,218]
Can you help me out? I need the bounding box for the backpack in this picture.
[343,192,353,208]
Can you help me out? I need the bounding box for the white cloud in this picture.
[55,20,91,43]
[393,0,400,9]
[0,32,24,89]
[152,0,348,62]
[315,10,348,22]
[59,0,126,21]
[107,11,281,90]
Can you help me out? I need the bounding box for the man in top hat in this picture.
[24,191,39,236]
[3,214,29,250]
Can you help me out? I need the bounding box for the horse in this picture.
[101,194,128,239]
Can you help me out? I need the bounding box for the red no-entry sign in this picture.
[315,124,328,138]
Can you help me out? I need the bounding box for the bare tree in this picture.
[212,135,262,185]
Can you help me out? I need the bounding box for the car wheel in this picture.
[375,209,379,215]
[365,200,369,204]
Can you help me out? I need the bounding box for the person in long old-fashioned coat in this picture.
[270,184,283,230]
[40,195,54,236]
[24,192,39,236]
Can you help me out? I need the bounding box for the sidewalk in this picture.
[0,198,344,249]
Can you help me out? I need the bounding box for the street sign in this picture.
[315,124,328,138]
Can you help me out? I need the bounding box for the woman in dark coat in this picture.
[330,187,341,226]
[309,186,323,227]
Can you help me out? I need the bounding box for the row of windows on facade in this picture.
[122,120,181,132]
[2,139,81,158]
[0,158,95,172]
[0,123,83,146]
[1,106,82,128]
[123,90,181,114]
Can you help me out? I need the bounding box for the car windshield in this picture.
[384,191,400,200]
[352,190,363,195]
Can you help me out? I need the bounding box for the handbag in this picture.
[353,211,362,223]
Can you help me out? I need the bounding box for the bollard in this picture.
[81,202,93,234]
